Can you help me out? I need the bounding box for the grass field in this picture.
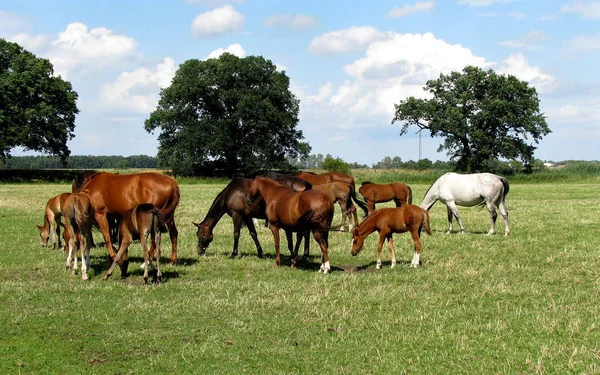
[0,178,599,374]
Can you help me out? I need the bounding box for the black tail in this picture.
[500,176,510,199]
[350,188,369,217]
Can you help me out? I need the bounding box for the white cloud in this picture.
[301,31,553,135]
[458,0,514,6]
[0,10,28,33]
[185,0,245,5]
[262,14,319,29]
[99,57,177,114]
[492,53,555,92]
[308,26,391,54]
[190,5,244,37]
[207,43,246,59]
[565,34,600,50]
[560,1,600,20]
[499,30,550,50]
[12,22,138,78]
[386,1,435,18]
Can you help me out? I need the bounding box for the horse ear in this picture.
[36,225,43,230]
[192,222,201,228]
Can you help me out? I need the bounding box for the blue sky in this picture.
[2,0,599,165]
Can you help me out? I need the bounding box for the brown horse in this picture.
[359,181,413,215]
[104,204,164,283]
[193,176,312,258]
[62,192,95,280]
[351,205,431,269]
[37,192,71,249]
[73,172,180,264]
[249,176,334,273]
[293,171,368,228]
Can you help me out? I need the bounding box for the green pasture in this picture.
[0,179,599,374]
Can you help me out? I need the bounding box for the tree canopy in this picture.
[145,53,310,177]
[0,38,79,163]
[392,66,551,172]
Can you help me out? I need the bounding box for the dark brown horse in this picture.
[104,204,165,283]
[249,176,334,273]
[37,192,71,249]
[351,205,431,269]
[359,181,412,215]
[72,172,180,264]
[62,192,95,280]
[193,176,312,258]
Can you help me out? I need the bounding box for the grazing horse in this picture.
[292,171,369,229]
[359,181,413,215]
[72,172,180,263]
[104,204,164,283]
[249,176,334,273]
[351,205,431,269]
[421,172,510,236]
[62,193,95,280]
[37,192,71,249]
[193,176,312,258]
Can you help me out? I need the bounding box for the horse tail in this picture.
[350,186,369,217]
[407,185,413,205]
[160,178,181,224]
[421,209,432,236]
[152,206,167,232]
[500,176,510,199]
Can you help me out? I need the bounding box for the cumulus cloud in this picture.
[185,0,245,4]
[386,1,435,18]
[500,30,550,50]
[99,58,177,114]
[262,14,319,29]
[308,26,391,54]
[560,1,600,20]
[191,5,244,37]
[207,43,246,59]
[9,22,138,78]
[301,30,553,133]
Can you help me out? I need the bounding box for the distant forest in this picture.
[0,154,459,171]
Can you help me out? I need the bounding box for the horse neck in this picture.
[421,182,439,210]
[201,192,227,232]
[356,214,378,237]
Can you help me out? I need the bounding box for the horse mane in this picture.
[73,171,101,192]
[361,181,373,186]
[202,179,233,221]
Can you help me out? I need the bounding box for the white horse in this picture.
[421,172,510,236]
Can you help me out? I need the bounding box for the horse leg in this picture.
[166,218,178,264]
[155,230,162,283]
[269,225,281,267]
[104,233,132,280]
[243,216,263,258]
[80,230,90,281]
[446,202,464,234]
[313,230,330,274]
[285,230,296,269]
[486,201,498,235]
[410,229,422,267]
[95,212,116,260]
[367,201,375,216]
[231,215,243,258]
[66,235,76,271]
[348,202,358,232]
[141,230,150,284]
[386,234,396,269]
[302,231,310,259]
[338,202,347,232]
[393,198,402,207]
[53,218,60,250]
[498,199,510,236]
[376,231,387,269]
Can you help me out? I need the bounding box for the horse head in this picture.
[36,224,50,247]
[192,221,213,255]
[350,228,365,256]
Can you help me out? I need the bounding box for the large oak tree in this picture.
[392,66,551,172]
[145,53,310,177]
[0,38,79,163]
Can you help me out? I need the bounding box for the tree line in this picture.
[0,155,159,169]
[2,38,551,177]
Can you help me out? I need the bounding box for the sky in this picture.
[2,0,599,165]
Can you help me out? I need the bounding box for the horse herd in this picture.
[36,170,510,282]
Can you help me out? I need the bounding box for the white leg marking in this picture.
[376,260,382,270]
[411,253,421,268]
[319,261,331,274]
[391,260,396,269]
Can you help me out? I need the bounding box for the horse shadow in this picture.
[89,254,197,283]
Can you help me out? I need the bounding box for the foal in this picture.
[104,204,164,284]
[37,193,71,249]
[351,205,431,269]
[62,193,95,280]
[359,182,412,215]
